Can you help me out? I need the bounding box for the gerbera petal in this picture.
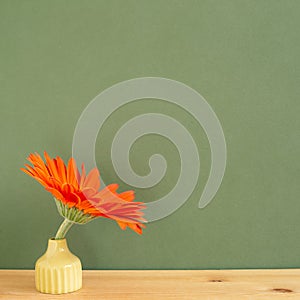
[128,223,143,235]
[56,156,67,184]
[118,191,135,202]
[62,183,75,195]
[44,151,61,184]
[81,187,97,199]
[107,183,119,193]
[117,221,127,230]
[83,168,100,190]
[21,166,49,187]
[67,158,78,187]
[20,167,34,176]
[79,163,86,189]
[69,192,82,206]
[45,187,65,203]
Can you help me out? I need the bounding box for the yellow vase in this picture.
[35,238,82,294]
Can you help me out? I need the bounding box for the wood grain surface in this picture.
[1,269,300,299]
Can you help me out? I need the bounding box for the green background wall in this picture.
[1,0,300,269]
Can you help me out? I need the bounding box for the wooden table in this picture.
[0,269,300,299]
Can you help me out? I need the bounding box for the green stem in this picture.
[55,218,74,239]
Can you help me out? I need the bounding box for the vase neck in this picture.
[46,238,69,255]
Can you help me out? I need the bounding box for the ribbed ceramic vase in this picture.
[35,238,82,294]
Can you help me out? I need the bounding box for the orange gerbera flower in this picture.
[21,152,146,236]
